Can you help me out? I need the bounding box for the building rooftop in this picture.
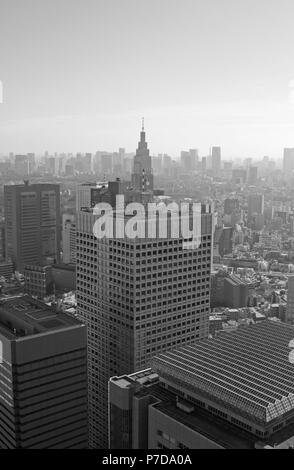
[0,295,83,339]
[152,320,294,426]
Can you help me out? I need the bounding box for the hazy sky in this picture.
[1,0,294,158]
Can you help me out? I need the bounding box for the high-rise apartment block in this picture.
[0,296,88,449]
[4,182,61,272]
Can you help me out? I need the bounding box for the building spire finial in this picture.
[142,117,144,131]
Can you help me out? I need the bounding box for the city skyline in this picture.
[1,0,294,157]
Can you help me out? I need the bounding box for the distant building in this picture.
[131,122,154,191]
[180,149,198,172]
[14,155,29,175]
[0,295,88,448]
[248,166,258,185]
[214,226,233,258]
[248,194,264,219]
[224,198,239,216]
[76,179,130,212]
[211,146,221,176]
[76,182,102,211]
[247,194,264,230]
[224,275,249,308]
[24,265,53,299]
[283,148,294,175]
[211,270,249,308]
[201,156,207,174]
[232,168,247,184]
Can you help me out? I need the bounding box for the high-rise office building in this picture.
[189,149,199,169]
[0,295,88,449]
[131,121,154,191]
[76,205,212,448]
[283,148,294,175]
[211,147,221,176]
[180,149,198,172]
[224,198,239,216]
[248,193,264,219]
[14,155,29,176]
[109,321,294,449]
[248,166,258,185]
[4,182,61,272]
[76,127,213,448]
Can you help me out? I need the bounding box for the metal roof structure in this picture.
[152,320,294,425]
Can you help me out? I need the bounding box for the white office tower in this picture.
[75,127,213,449]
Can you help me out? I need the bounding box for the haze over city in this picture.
[1,0,294,158]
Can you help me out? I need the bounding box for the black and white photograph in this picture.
[1,0,294,457]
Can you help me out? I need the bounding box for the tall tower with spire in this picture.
[131,119,154,192]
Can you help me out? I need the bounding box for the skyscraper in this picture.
[283,148,294,175]
[247,193,264,219]
[131,120,154,191]
[248,166,258,185]
[211,146,221,176]
[0,296,88,449]
[4,182,61,272]
[76,127,213,448]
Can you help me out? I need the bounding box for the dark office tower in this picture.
[247,193,264,218]
[248,166,258,185]
[283,148,294,175]
[76,204,212,448]
[0,296,88,449]
[211,146,221,176]
[224,198,239,216]
[4,182,61,272]
[131,121,154,191]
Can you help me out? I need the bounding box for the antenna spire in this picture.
[142,117,144,131]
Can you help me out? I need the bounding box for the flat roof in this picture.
[152,321,294,426]
[0,295,83,339]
